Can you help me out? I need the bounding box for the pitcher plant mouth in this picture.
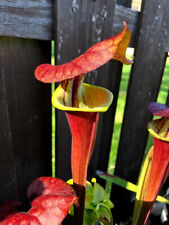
[52,82,113,112]
[132,102,169,225]
[34,22,132,225]
[148,117,169,142]
[147,102,169,142]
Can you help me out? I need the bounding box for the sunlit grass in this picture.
[51,41,56,177]
[108,63,132,174]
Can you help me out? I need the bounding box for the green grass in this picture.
[51,41,56,177]
[107,63,131,174]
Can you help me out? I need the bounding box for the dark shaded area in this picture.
[0,37,52,206]
[73,183,86,225]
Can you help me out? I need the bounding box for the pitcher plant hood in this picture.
[35,22,132,112]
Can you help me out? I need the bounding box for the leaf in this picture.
[98,171,169,205]
[66,112,99,187]
[93,183,106,205]
[35,22,132,84]
[1,213,41,225]
[97,171,138,192]
[83,209,98,225]
[147,102,169,117]
[103,199,114,210]
[27,176,73,199]
[96,203,113,225]
[132,126,169,225]
[66,111,99,225]
[132,147,154,225]
[52,82,113,112]
[85,193,95,209]
[1,177,77,225]
[29,195,75,225]
[86,181,93,194]
[148,117,169,142]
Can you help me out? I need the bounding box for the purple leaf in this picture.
[147,102,169,117]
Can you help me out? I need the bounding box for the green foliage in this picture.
[68,179,114,225]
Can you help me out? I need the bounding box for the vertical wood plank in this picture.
[95,0,132,176]
[90,61,122,176]
[0,37,51,204]
[112,0,169,223]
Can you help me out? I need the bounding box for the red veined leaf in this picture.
[147,102,169,117]
[0,213,41,225]
[35,22,132,83]
[29,195,75,225]
[27,176,74,199]
[1,177,77,225]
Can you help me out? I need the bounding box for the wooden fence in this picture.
[0,0,169,224]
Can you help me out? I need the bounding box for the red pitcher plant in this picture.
[35,22,132,225]
[132,102,169,225]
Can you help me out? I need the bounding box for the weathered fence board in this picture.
[0,0,139,45]
[0,37,52,203]
[1,0,169,51]
[112,0,169,222]
[96,61,123,174]
[0,0,53,40]
[113,4,139,47]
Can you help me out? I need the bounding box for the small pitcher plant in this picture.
[132,102,169,225]
[100,102,169,225]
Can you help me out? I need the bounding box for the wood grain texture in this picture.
[113,4,139,47]
[112,0,169,222]
[0,0,139,46]
[0,0,53,40]
[1,0,169,52]
[0,37,52,203]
